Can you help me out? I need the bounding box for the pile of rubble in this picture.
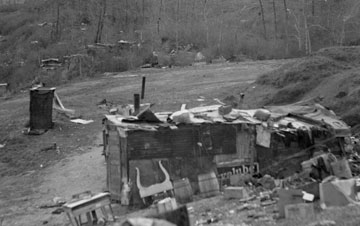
[115,145,360,226]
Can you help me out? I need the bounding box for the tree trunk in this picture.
[191,0,196,37]
[142,0,145,26]
[258,0,267,40]
[312,0,315,16]
[176,0,180,51]
[303,0,311,54]
[340,20,345,46]
[157,0,163,35]
[218,9,224,53]
[125,0,128,32]
[203,0,209,46]
[55,2,60,40]
[94,0,107,43]
[272,0,277,40]
[283,0,289,55]
[292,11,302,51]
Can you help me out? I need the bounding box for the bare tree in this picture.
[303,0,311,54]
[272,0,277,39]
[203,0,209,46]
[218,9,225,53]
[283,0,289,55]
[311,0,315,16]
[157,0,163,35]
[176,0,180,51]
[339,1,360,45]
[94,0,107,43]
[142,0,145,25]
[258,0,267,40]
[55,1,61,40]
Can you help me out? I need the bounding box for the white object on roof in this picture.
[70,119,94,124]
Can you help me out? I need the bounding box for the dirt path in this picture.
[0,134,105,226]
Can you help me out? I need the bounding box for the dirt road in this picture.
[0,60,289,226]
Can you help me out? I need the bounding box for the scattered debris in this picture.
[38,22,49,27]
[277,189,304,218]
[237,203,258,212]
[123,218,176,226]
[39,201,65,209]
[308,220,336,226]
[195,217,219,225]
[53,92,77,119]
[284,203,315,219]
[260,200,277,207]
[40,58,62,70]
[213,98,225,105]
[53,196,65,204]
[70,119,94,124]
[224,187,248,200]
[40,143,58,152]
[97,99,107,105]
[258,175,276,190]
[51,208,64,214]
[156,197,177,214]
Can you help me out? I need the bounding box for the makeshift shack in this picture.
[103,103,350,205]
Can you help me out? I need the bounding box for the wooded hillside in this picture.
[0,0,360,91]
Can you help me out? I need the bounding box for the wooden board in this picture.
[106,129,122,201]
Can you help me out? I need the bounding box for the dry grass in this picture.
[251,46,360,127]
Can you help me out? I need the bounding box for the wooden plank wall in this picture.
[126,124,237,160]
[214,124,256,164]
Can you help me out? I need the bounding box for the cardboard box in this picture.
[224,186,248,199]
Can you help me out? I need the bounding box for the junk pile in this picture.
[101,101,360,225]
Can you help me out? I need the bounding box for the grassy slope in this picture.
[248,46,360,128]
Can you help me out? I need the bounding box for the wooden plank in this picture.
[120,134,128,182]
[71,199,111,216]
[107,129,121,200]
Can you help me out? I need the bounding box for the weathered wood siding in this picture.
[127,124,237,160]
[214,124,256,164]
